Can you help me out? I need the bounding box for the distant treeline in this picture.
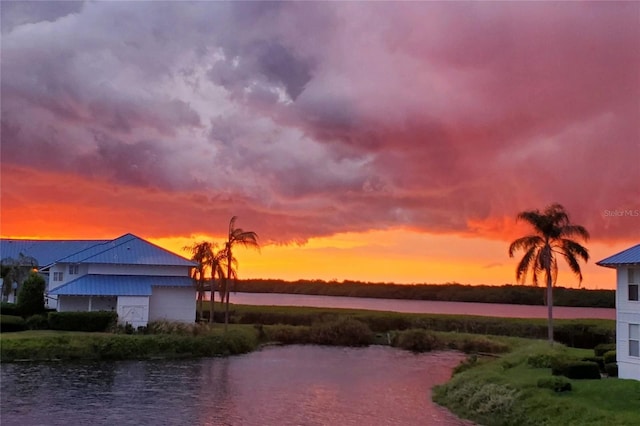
[234,280,615,308]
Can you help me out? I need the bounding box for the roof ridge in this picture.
[56,234,137,264]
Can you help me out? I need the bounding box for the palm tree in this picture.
[508,203,589,344]
[208,246,227,323]
[223,216,259,330]
[184,242,214,322]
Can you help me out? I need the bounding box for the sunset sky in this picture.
[1,2,638,289]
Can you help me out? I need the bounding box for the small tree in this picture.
[16,272,46,317]
[1,254,38,302]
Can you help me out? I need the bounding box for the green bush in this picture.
[537,376,572,392]
[604,362,618,378]
[594,343,616,357]
[393,328,441,352]
[603,350,617,365]
[264,325,310,344]
[16,273,46,317]
[459,336,509,354]
[527,353,556,368]
[581,356,604,371]
[0,314,26,332]
[308,317,373,346]
[0,302,20,316]
[552,359,601,380]
[48,311,117,332]
[25,314,49,330]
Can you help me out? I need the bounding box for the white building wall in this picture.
[91,296,117,311]
[58,296,91,312]
[117,296,149,329]
[616,267,640,380]
[149,287,196,324]
[88,264,190,277]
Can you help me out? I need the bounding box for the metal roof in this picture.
[49,274,194,296]
[596,243,640,268]
[56,233,196,266]
[1,234,196,268]
[0,239,109,267]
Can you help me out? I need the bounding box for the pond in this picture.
[1,345,473,425]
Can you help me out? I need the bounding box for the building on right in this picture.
[597,243,640,380]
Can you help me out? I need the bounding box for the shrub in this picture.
[48,311,117,332]
[146,320,206,336]
[603,350,617,365]
[264,325,310,344]
[605,362,618,378]
[594,343,616,357]
[551,359,601,380]
[16,273,46,317]
[581,356,604,371]
[537,376,572,392]
[0,314,26,332]
[25,314,49,330]
[459,336,509,354]
[393,329,441,352]
[555,323,614,349]
[308,317,373,346]
[527,353,555,368]
[0,302,20,316]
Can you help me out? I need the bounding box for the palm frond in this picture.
[515,246,538,284]
[508,235,543,257]
[560,225,590,242]
[560,238,589,263]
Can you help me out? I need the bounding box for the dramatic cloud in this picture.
[1,1,639,247]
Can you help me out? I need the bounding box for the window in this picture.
[629,268,639,301]
[69,265,79,275]
[53,272,63,282]
[630,324,639,358]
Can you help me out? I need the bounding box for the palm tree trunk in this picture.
[224,281,230,331]
[224,247,232,332]
[209,279,215,324]
[197,281,204,323]
[546,268,554,345]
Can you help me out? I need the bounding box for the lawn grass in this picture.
[433,341,640,426]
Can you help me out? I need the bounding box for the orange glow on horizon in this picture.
[148,229,621,290]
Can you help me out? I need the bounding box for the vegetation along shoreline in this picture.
[233,280,615,308]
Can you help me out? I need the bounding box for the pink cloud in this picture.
[1,2,638,245]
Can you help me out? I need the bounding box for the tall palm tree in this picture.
[184,242,214,322]
[223,216,259,330]
[508,203,589,344]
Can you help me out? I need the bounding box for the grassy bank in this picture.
[223,303,614,348]
[0,326,258,362]
[1,304,615,362]
[433,341,640,426]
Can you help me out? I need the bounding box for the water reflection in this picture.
[2,346,472,426]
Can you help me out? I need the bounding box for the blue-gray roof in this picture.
[0,239,109,267]
[1,234,195,268]
[49,275,194,296]
[596,244,640,268]
[56,234,195,267]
